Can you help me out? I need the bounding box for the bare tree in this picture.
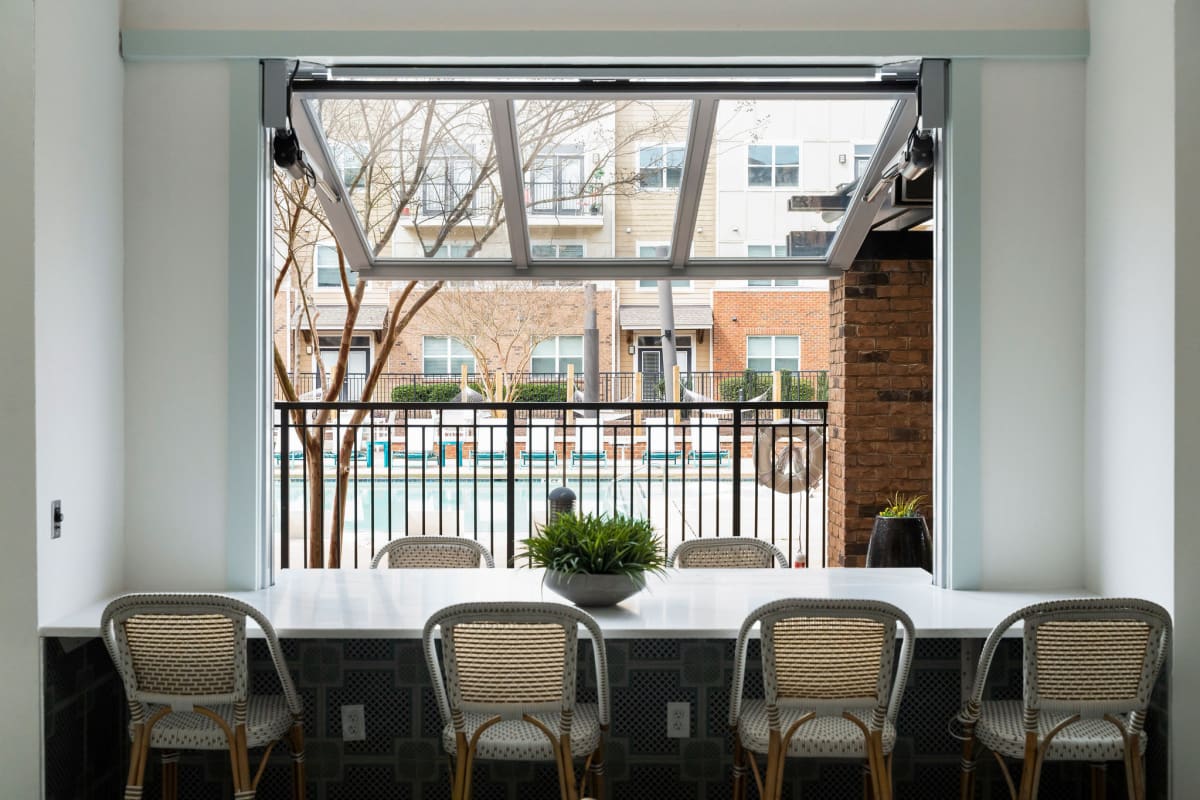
[417,282,578,402]
[274,98,689,567]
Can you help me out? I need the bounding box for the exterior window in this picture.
[332,142,366,192]
[854,144,875,180]
[531,335,584,374]
[421,154,477,214]
[748,279,801,287]
[638,144,684,189]
[636,244,688,287]
[315,244,356,288]
[747,335,800,372]
[747,144,800,187]
[423,336,476,374]
[432,244,473,259]
[531,243,585,258]
[528,154,590,215]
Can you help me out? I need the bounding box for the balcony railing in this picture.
[275,400,828,571]
[526,180,604,217]
[279,370,830,404]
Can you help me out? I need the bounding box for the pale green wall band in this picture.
[226,60,268,590]
[122,29,1088,62]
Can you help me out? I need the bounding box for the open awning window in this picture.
[282,65,921,280]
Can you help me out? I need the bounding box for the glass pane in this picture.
[531,339,555,357]
[696,98,897,261]
[309,98,509,259]
[514,99,693,260]
[561,356,584,372]
[747,245,773,258]
[531,244,557,258]
[746,337,771,357]
[747,358,772,371]
[423,358,444,374]
[449,356,475,374]
[775,279,799,286]
[775,336,800,357]
[776,358,800,372]
[559,335,584,356]
[423,336,448,356]
[531,357,556,374]
[450,339,474,358]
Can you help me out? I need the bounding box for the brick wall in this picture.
[711,289,830,373]
[827,259,933,567]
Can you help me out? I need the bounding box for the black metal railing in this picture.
[526,181,603,217]
[275,400,827,572]
[417,181,496,216]
[279,370,830,404]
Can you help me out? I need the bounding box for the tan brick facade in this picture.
[827,258,933,567]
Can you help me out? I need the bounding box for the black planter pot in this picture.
[866,516,932,572]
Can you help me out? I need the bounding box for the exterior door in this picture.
[318,346,369,401]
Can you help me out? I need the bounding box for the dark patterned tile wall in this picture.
[44,636,1167,800]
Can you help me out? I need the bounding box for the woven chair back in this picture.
[671,538,787,569]
[1023,603,1169,715]
[371,536,494,569]
[101,593,304,716]
[728,599,914,730]
[424,602,611,727]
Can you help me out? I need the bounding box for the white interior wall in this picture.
[979,59,1086,589]
[35,0,126,626]
[0,2,42,796]
[120,0,1086,32]
[1084,2,1174,609]
[124,62,231,589]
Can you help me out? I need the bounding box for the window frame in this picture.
[313,242,357,288]
[530,334,585,374]
[746,334,801,372]
[636,141,686,191]
[746,142,801,189]
[287,78,919,278]
[421,335,477,375]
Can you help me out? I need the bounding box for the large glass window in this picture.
[531,335,583,373]
[532,242,585,258]
[423,336,476,374]
[747,335,800,372]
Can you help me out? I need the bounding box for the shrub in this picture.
[509,382,569,402]
[390,383,481,403]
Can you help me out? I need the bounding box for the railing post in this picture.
[772,370,783,420]
[671,364,682,424]
[279,405,289,569]
[566,363,575,426]
[460,363,468,395]
[506,410,516,566]
[494,368,505,402]
[732,406,742,537]
[633,372,643,428]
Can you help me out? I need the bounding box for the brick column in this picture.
[827,258,933,567]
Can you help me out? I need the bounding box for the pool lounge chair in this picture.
[642,418,681,464]
[521,419,558,465]
[572,423,608,464]
[687,419,729,464]
[390,420,439,463]
[474,419,507,462]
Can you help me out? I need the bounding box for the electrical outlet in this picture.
[666,701,690,738]
[341,704,366,741]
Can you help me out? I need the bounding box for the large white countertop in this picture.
[40,568,1093,640]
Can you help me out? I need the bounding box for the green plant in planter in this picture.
[522,512,666,584]
[879,493,925,518]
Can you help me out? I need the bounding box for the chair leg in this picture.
[123,723,151,800]
[862,763,874,800]
[763,730,782,800]
[288,721,307,800]
[732,734,749,800]
[233,723,255,799]
[161,751,179,800]
[1123,738,1146,800]
[1017,732,1040,800]
[588,733,607,800]
[561,734,579,800]
[866,731,890,800]
[959,723,978,800]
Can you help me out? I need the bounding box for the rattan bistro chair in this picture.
[729,599,915,800]
[669,538,788,569]
[423,602,610,800]
[100,593,305,800]
[371,536,495,569]
[956,598,1171,800]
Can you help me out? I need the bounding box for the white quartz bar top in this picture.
[40,568,1094,640]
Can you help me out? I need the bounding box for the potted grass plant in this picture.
[866,493,932,572]
[522,512,667,606]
